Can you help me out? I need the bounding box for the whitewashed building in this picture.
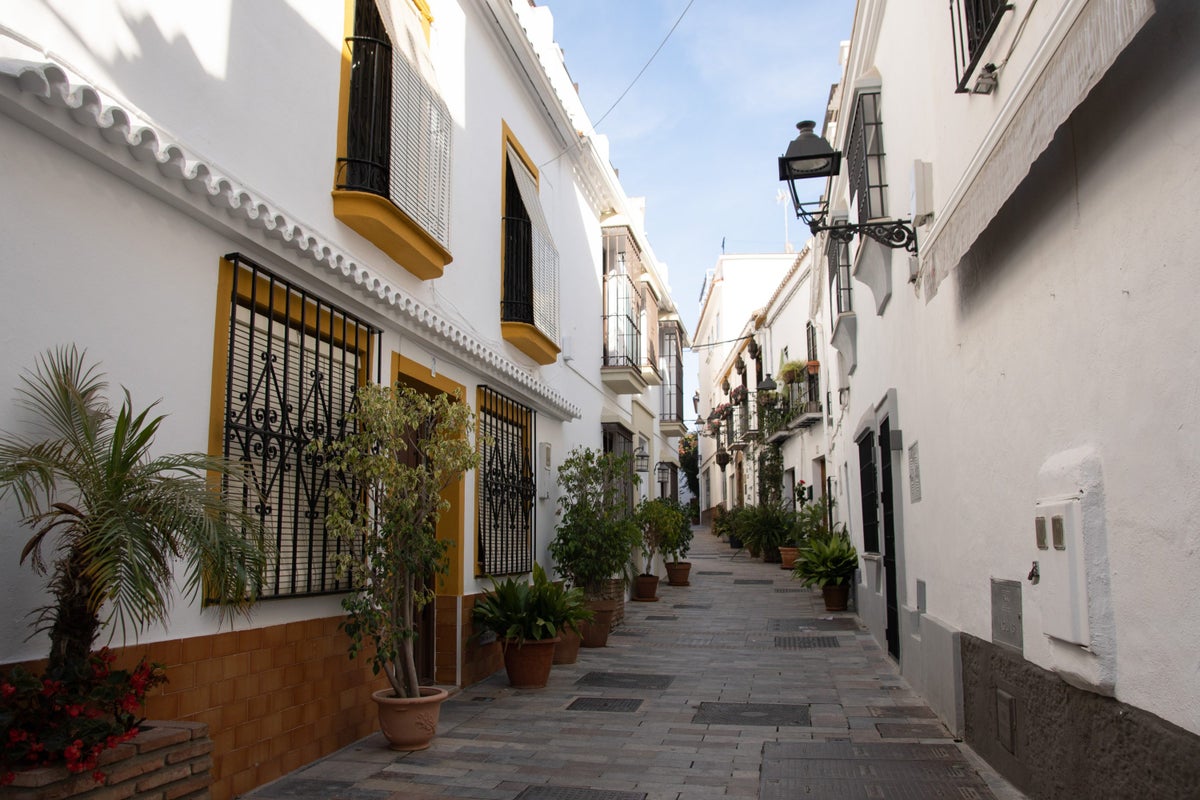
[778,0,1200,794]
[693,253,796,517]
[0,1,686,796]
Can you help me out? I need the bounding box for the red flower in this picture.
[92,770,106,784]
[118,693,140,713]
[0,682,15,699]
[40,679,63,697]
[1,771,14,786]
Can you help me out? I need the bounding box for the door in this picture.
[878,417,900,660]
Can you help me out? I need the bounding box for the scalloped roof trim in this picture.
[1,58,580,420]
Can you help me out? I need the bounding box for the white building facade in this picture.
[783,0,1200,795]
[0,1,685,796]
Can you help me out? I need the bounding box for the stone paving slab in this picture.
[245,528,1024,800]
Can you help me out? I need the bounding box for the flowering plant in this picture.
[0,648,166,785]
[714,402,732,420]
[729,385,747,404]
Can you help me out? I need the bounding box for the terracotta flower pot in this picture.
[553,627,582,664]
[665,561,691,586]
[372,686,449,751]
[502,637,559,688]
[778,546,800,570]
[633,574,660,601]
[822,583,850,612]
[581,597,617,647]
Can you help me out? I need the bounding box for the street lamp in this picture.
[655,462,671,496]
[778,120,917,254]
[715,450,731,472]
[633,445,650,473]
[693,390,700,414]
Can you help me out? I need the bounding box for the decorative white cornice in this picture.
[0,57,581,421]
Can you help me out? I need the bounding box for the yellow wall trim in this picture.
[333,189,452,281]
[500,321,561,365]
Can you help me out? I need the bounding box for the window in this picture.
[603,227,643,369]
[501,132,561,365]
[476,387,536,576]
[857,430,880,553]
[828,239,853,319]
[334,0,452,280]
[659,321,684,425]
[602,422,635,513]
[215,254,380,597]
[846,91,886,223]
[806,322,819,362]
[951,0,1012,93]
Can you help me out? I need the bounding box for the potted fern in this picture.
[315,382,479,751]
[791,531,859,611]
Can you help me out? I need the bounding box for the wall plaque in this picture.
[908,442,922,502]
[991,579,1023,653]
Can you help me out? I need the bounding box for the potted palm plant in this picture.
[472,564,591,686]
[0,347,269,783]
[315,382,479,751]
[549,447,640,647]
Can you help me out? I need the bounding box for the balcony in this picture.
[730,400,758,451]
[602,270,646,395]
[761,376,823,442]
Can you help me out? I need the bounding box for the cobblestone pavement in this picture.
[246,529,1026,800]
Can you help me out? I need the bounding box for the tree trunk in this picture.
[400,573,420,698]
[46,546,99,675]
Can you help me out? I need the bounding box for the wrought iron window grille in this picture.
[951,0,1013,94]
[338,0,392,196]
[220,253,380,598]
[659,322,685,424]
[477,386,536,576]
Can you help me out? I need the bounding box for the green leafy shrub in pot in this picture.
[472,564,592,644]
[791,532,859,588]
[737,500,796,562]
[634,497,688,574]
[549,447,640,599]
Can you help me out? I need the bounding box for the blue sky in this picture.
[539,0,856,335]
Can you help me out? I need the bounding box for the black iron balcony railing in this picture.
[951,0,1013,93]
[501,216,534,324]
[338,35,392,196]
[761,375,823,442]
[603,271,641,369]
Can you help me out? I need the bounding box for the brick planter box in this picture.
[0,721,213,800]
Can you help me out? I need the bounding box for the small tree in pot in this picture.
[315,382,479,750]
[632,497,683,601]
[549,447,640,646]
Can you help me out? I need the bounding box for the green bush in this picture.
[791,532,859,588]
[472,564,592,644]
[736,500,796,562]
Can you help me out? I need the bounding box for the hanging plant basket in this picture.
[734,357,746,375]
[721,377,731,394]
[807,360,820,375]
[747,338,760,359]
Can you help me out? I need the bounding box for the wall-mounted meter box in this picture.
[1033,497,1089,646]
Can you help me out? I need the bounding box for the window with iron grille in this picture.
[602,422,635,513]
[476,387,535,576]
[218,254,380,597]
[659,321,684,424]
[828,238,853,319]
[951,0,1012,93]
[857,430,881,554]
[338,0,451,248]
[806,322,819,362]
[846,91,886,223]
[502,145,560,347]
[603,228,642,369]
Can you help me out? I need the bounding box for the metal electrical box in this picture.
[1033,497,1089,646]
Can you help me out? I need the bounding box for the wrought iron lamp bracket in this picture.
[797,199,918,254]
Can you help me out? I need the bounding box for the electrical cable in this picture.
[592,0,698,129]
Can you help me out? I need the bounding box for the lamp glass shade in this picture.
[759,374,778,392]
[778,121,842,180]
[634,446,649,473]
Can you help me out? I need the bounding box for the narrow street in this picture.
[247,530,1025,800]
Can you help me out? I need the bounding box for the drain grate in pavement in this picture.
[760,742,996,800]
[253,779,391,800]
[774,636,841,649]
[611,627,647,637]
[868,706,938,719]
[876,722,951,739]
[672,603,712,609]
[697,570,733,575]
[516,788,646,800]
[575,672,674,690]
[768,617,859,631]
[773,587,807,593]
[734,578,775,585]
[693,702,811,727]
[645,615,677,621]
[567,697,643,713]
